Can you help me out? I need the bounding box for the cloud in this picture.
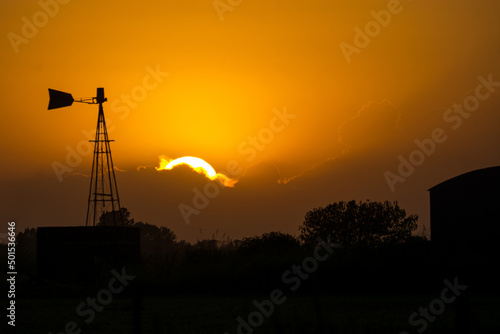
[338,100,401,150]
[155,155,239,187]
[280,100,401,185]
[237,162,284,188]
[119,162,301,241]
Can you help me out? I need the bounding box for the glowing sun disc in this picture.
[156,155,238,187]
[164,156,217,178]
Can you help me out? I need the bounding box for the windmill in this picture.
[48,88,123,226]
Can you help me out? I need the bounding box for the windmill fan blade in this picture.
[48,89,74,110]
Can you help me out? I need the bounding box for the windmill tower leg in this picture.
[85,98,123,226]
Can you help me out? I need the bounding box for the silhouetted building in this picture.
[37,226,140,281]
[428,166,500,265]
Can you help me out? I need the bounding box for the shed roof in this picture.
[428,166,500,192]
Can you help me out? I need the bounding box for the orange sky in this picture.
[1,0,500,241]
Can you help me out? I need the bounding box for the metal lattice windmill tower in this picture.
[48,87,123,226]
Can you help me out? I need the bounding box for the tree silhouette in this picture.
[239,231,300,254]
[299,200,418,248]
[98,208,177,258]
[98,207,133,226]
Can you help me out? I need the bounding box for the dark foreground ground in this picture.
[3,232,500,333]
[12,291,500,334]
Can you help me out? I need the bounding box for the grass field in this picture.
[14,292,500,334]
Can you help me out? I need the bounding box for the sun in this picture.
[161,156,216,178]
[156,155,238,187]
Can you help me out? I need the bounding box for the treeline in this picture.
[8,226,432,296]
[8,201,444,295]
